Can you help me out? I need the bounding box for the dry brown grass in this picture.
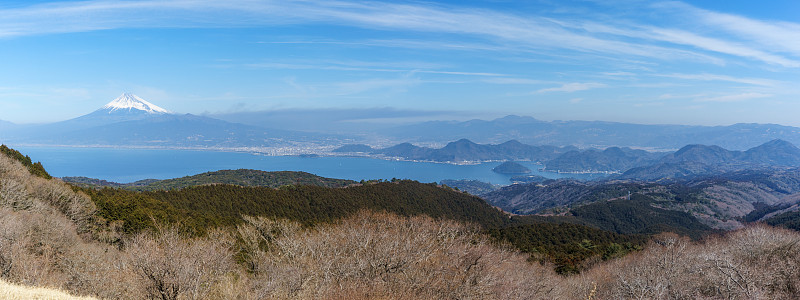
[238,211,563,299]
[0,278,97,300]
[126,227,237,300]
[573,225,800,299]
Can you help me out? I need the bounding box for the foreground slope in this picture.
[8,146,800,298]
[0,279,96,300]
[0,148,562,299]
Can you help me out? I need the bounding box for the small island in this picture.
[492,161,531,174]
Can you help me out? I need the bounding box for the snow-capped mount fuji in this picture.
[43,93,175,130]
[100,93,171,114]
[4,92,331,148]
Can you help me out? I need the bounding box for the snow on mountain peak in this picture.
[102,93,170,114]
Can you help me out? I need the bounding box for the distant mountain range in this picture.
[0,119,15,128]
[618,139,800,180]
[335,139,576,162]
[2,93,332,148]
[207,109,800,150]
[337,138,800,180]
[5,94,800,155]
[379,115,800,150]
[0,120,16,140]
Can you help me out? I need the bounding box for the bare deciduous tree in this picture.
[239,211,564,299]
[126,227,235,300]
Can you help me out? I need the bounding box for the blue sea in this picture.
[12,146,601,185]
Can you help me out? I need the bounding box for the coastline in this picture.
[8,144,618,176]
[7,143,530,166]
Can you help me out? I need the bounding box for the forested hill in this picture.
[78,180,511,235]
[487,168,800,234]
[63,169,356,191]
[78,179,650,272]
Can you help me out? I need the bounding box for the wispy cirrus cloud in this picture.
[536,83,606,93]
[3,0,799,69]
[560,3,800,68]
[243,60,507,77]
[698,92,773,103]
[662,1,800,57]
[482,78,552,85]
[659,73,782,87]
[647,28,800,67]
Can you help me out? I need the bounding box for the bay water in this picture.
[12,146,600,185]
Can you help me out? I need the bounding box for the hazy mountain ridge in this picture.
[209,108,450,135]
[336,138,576,163]
[24,113,300,147]
[7,95,800,154]
[381,115,800,150]
[543,146,664,173]
[618,139,800,180]
[0,119,16,129]
[337,139,800,180]
[2,94,338,149]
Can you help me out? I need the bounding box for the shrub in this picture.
[238,211,563,299]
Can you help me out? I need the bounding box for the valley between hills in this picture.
[7,95,800,299]
[7,136,800,298]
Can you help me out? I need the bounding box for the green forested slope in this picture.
[78,180,510,235]
[488,222,646,274]
[136,169,356,190]
[64,169,355,191]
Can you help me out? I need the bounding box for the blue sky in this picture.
[1,0,799,126]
